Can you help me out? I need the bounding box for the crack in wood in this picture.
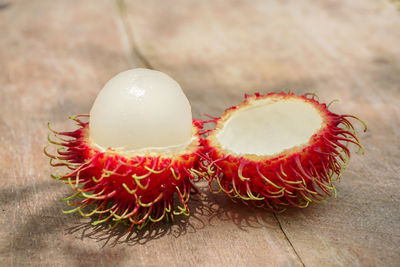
[116,0,153,69]
[273,213,306,267]
[0,3,11,10]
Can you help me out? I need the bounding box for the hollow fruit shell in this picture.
[201,92,365,211]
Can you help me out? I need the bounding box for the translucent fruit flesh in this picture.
[89,68,193,152]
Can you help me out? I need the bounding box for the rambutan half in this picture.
[45,69,203,229]
[201,92,366,212]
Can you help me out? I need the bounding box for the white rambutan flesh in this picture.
[217,98,323,156]
[89,68,192,152]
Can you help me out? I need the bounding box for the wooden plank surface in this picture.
[1,0,399,266]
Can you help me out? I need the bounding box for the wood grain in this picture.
[1,0,400,266]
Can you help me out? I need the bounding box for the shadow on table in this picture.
[3,179,305,267]
[64,183,280,247]
[3,179,303,254]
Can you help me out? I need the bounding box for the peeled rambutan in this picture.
[201,92,366,212]
[45,69,203,229]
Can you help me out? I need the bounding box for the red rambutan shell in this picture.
[201,92,366,212]
[45,115,204,230]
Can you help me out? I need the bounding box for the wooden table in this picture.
[1,0,399,266]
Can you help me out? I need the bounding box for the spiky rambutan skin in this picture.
[45,115,204,230]
[201,92,366,212]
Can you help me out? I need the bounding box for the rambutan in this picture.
[201,92,366,212]
[45,69,203,229]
